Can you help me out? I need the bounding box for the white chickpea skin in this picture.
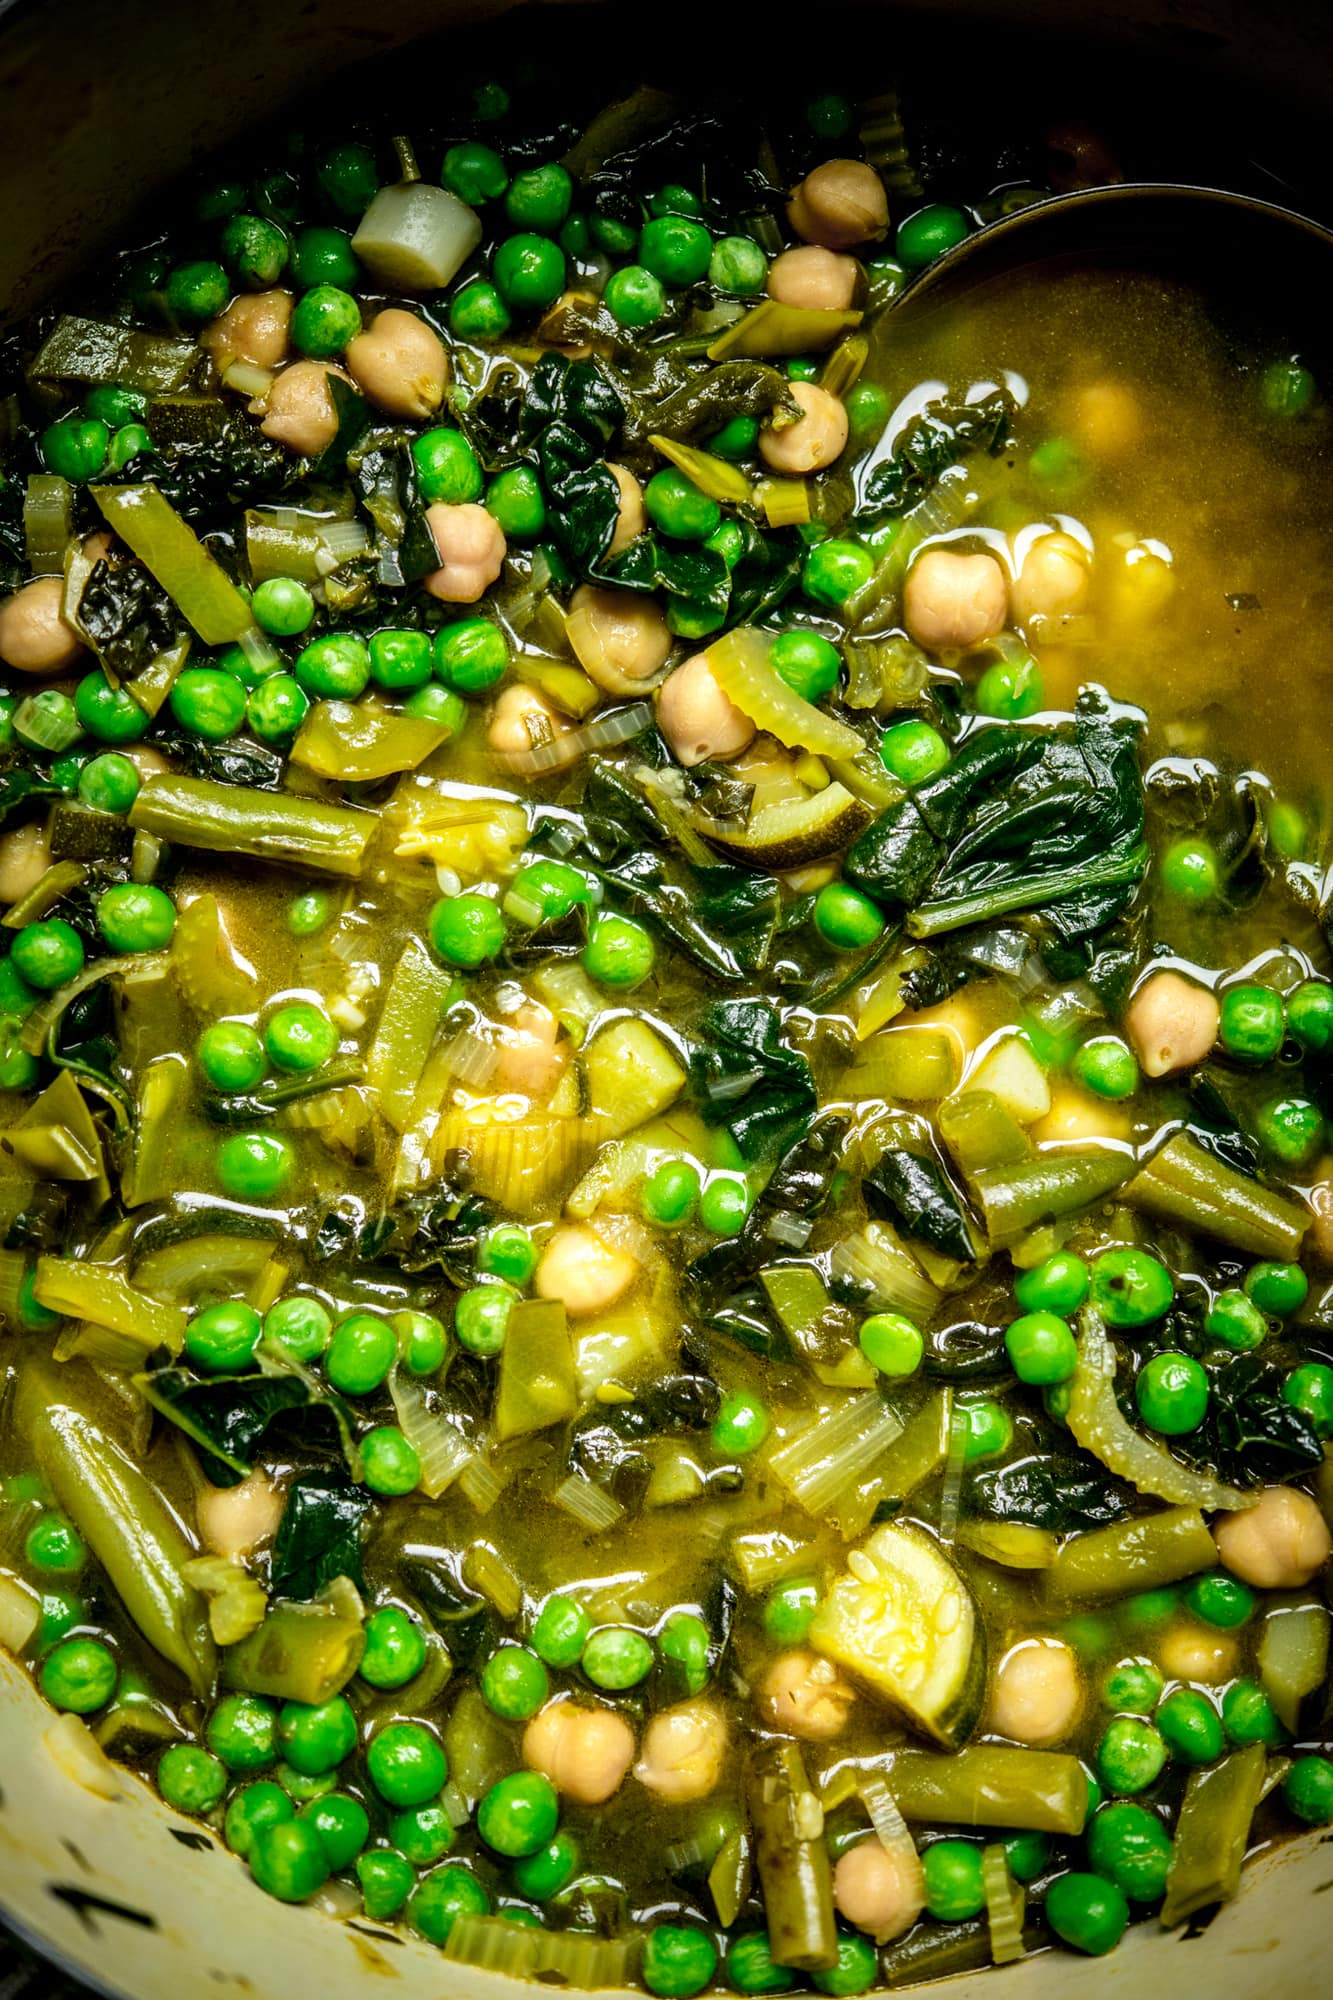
[0,821,52,906]
[833,1838,925,1945]
[196,1468,284,1559]
[759,382,849,475]
[487,684,575,769]
[1213,1485,1332,1589]
[259,361,352,456]
[634,1700,728,1803]
[606,462,647,557]
[1124,970,1220,1078]
[657,652,756,768]
[423,503,507,604]
[491,1002,569,1100]
[903,547,1008,652]
[787,160,889,250]
[1307,1165,1333,1264]
[1010,530,1091,630]
[535,1223,638,1316]
[759,1649,856,1741]
[1068,377,1143,460]
[566,584,672,693]
[202,289,292,371]
[523,1699,636,1805]
[1156,1621,1238,1685]
[345,308,447,419]
[0,575,85,676]
[766,246,859,313]
[989,1638,1082,1748]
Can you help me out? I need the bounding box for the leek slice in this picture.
[706,627,863,758]
[352,181,482,290]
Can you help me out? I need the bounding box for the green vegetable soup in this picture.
[1,36,1331,1996]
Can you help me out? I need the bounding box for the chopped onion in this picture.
[389,1372,475,1498]
[0,1568,40,1651]
[222,359,274,398]
[316,521,373,572]
[440,1023,500,1092]
[44,1713,125,1801]
[1069,1310,1254,1512]
[764,1211,814,1249]
[506,700,654,776]
[235,624,282,678]
[831,1223,940,1322]
[552,1473,625,1532]
[769,1394,904,1517]
[458,1454,504,1514]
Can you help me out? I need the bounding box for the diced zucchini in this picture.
[583,1018,686,1137]
[809,1521,985,1747]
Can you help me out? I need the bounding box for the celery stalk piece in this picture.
[291,700,449,781]
[706,626,863,758]
[728,1528,817,1593]
[352,181,482,290]
[709,1825,754,1928]
[180,1555,267,1645]
[707,301,863,359]
[130,775,377,877]
[493,1298,577,1442]
[367,939,456,1132]
[32,1255,188,1354]
[171,892,254,1012]
[4,1071,109,1204]
[442,1914,635,1987]
[24,474,73,576]
[127,636,190,719]
[844,1026,959,1104]
[956,1521,1058,1569]
[876,1389,954,1504]
[1043,1504,1219,1607]
[17,1365,215,1697]
[872,1745,1089,1834]
[1160,1746,1266,1928]
[0,1570,41,1653]
[221,1594,365,1704]
[982,1844,1026,1964]
[820,333,870,400]
[30,315,199,392]
[768,1394,904,1518]
[748,1740,839,1971]
[91,484,254,645]
[1122,1129,1309,1260]
[1,859,87,930]
[1258,1596,1331,1730]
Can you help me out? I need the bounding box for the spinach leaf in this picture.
[354,438,438,583]
[972,1453,1133,1531]
[598,848,779,982]
[518,354,626,573]
[75,559,181,679]
[595,535,731,614]
[270,1471,370,1600]
[152,730,285,791]
[689,999,816,1163]
[136,1368,355,1485]
[1191,1354,1323,1485]
[864,1150,976,1262]
[855,387,1016,522]
[0,762,62,829]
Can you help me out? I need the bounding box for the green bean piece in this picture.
[866,1746,1088,1834]
[366,939,457,1132]
[747,1740,838,1970]
[222,1598,366,1705]
[1043,1506,1218,1607]
[972,1153,1132,1247]
[16,1367,215,1697]
[129,776,376,878]
[1121,1131,1308,1261]
[1159,1746,1266,1928]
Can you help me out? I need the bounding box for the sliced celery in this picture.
[367,939,455,1132]
[32,1256,187,1355]
[493,1298,577,1442]
[649,431,753,505]
[352,181,482,290]
[291,700,450,781]
[1258,1596,1331,1730]
[706,626,863,758]
[222,1594,365,1704]
[92,484,254,645]
[1160,1746,1266,1928]
[24,474,73,576]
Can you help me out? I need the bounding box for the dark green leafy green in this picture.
[854,386,1016,521]
[76,558,182,678]
[354,437,439,582]
[270,1470,369,1599]
[135,1368,355,1486]
[689,999,817,1163]
[971,1452,1132,1531]
[864,1149,976,1261]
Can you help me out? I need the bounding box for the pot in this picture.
[1,2,1331,1994]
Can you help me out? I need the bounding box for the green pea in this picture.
[858,1310,924,1378]
[408,1863,490,1944]
[77,751,141,815]
[812,1933,878,1997]
[604,265,667,328]
[207,1693,278,1771]
[1284,1754,1333,1824]
[217,1130,294,1202]
[185,1299,262,1374]
[34,1588,86,1655]
[41,413,108,482]
[478,1770,559,1858]
[1004,1309,1078,1386]
[369,626,433,691]
[514,1830,580,1901]
[11,919,84,991]
[406,684,468,732]
[923,1839,984,1920]
[642,1157,701,1228]
[1070,1034,1139,1100]
[360,1605,429,1689]
[443,141,508,206]
[1284,1361,1333,1437]
[879,717,949,786]
[1217,983,1285,1061]
[247,674,309,742]
[582,1625,654,1691]
[958,1398,1012,1463]
[40,1636,117,1713]
[326,1312,396,1394]
[583,911,655,990]
[249,1818,329,1902]
[15,687,82,756]
[505,164,573,234]
[486,466,547,540]
[279,1694,357,1777]
[97,883,176,955]
[1084,1800,1172,1903]
[1003,1830,1051,1884]
[433,616,509,692]
[975,651,1043,720]
[291,225,360,290]
[1204,1287,1267,1353]
[1103,1658,1164,1714]
[493,234,566,311]
[1261,359,1317,417]
[763,1576,819,1647]
[1255,1093,1325,1166]
[85,384,148,427]
[477,1223,539,1283]
[589,211,639,256]
[640,216,713,288]
[802,538,874,606]
[1221,1679,1284,1748]
[450,279,512,342]
[454,1283,513,1357]
[221,213,289,289]
[895,204,971,271]
[357,1847,415,1920]
[644,468,721,542]
[710,1387,768,1457]
[395,1307,448,1376]
[1045,1869,1129,1955]
[1244,1260,1308,1315]
[297,1792,369,1870]
[810,881,883,953]
[197,1024,268,1088]
[1089,1248,1173,1327]
[709,237,768,296]
[428,892,506,968]
[158,1741,228,1813]
[294,633,371,700]
[166,260,231,323]
[1286,978,1333,1052]
[389,1800,454,1866]
[1183,1572,1254,1629]
[24,1512,86,1576]
[262,1294,331,1363]
[1095,1715,1167,1794]
[660,1609,712,1695]
[1136,1351,1208,1434]
[75,668,151,743]
[845,380,890,440]
[1015,1251,1090,1316]
[366,1719,447,1808]
[170,666,248,740]
[709,415,760,460]
[481,1644,550,1721]
[1160,837,1219,903]
[531,1594,590,1669]
[316,142,380,218]
[700,1173,750,1238]
[360,1426,422,1496]
[1156,1686,1223,1764]
[264,1000,337,1074]
[252,576,315,637]
[413,426,483,506]
[225,1781,293,1857]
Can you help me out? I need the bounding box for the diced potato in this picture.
[965,1035,1051,1126]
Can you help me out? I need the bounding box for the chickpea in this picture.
[606,463,647,558]
[788,160,889,250]
[259,360,353,456]
[566,584,671,694]
[197,1468,283,1559]
[760,381,849,476]
[989,1639,1082,1748]
[125,745,174,782]
[345,308,448,419]
[1068,377,1142,459]
[634,1700,728,1803]
[486,683,576,771]
[1156,1620,1238,1685]
[492,1002,568,1100]
[536,1223,639,1317]
[0,576,85,677]
[759,1649,855,1741]
[202,289,292,371]
[423,503,507,604]
[1030,1085,1130,1148]
[1213,1485,1331,1590]
[902,547,1008,653]
[0,821,53,906]
[523,1698,636,1806]
[657,652,755,768]
[767,246,859,313]
[833,1837,925,1945]
[1010,531,1091,630]
[1123,970,1219,1078]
